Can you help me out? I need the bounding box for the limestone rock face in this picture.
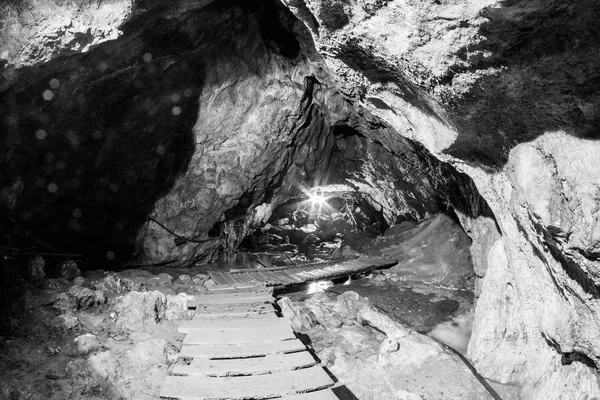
[283,0,600,164]
[1,0,488,267]
[0,0,132,67]
[361,213,475,290]
[468,133,600,399]
[282,0,600,397]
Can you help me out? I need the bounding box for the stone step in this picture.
[171,351,317,377]
[178,338,306,359]
[182,324,295,345]
[160,366,334,399]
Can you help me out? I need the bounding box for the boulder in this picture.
[112,291,166,332]
[277,297,318,332]
[191,274,209,285]
[74,333,102,355]
[25,255,45,282]
[361,213,475,290]
[88,351,118,379]
[165,293,193,321]
[58,260,81,280]
[68,285,106,309]
[305,296,344,329]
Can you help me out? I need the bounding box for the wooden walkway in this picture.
[160,284,338,400]
[207,258,397,287]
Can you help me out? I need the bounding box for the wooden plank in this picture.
[171,351,317,377]
[178,338,306,359]
[188,292,274,306]
[160,366,334,400]
[179,316,290,333]
[191,303,275,317]
[207,271,229,286]
[207,284,270,293]
[279,389,340,400]
[182,324,295,345]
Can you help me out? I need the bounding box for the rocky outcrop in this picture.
[360,213,475,290]
[279,291,504,399]
[282,0,600,397]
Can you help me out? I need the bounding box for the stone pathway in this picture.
[208,258,397,287]
[160,284,339,400]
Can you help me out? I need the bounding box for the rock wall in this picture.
[1,0,487,267]
[5,0,599,397]
[282,0,600,397]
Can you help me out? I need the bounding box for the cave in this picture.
[1,0,599,399]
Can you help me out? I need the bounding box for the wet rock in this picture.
[177,274,192,284]
[112,291,166,332]
[58,260,81,280]
[74,333,102,355]
[26,255,45,282]
[278,297,318,331]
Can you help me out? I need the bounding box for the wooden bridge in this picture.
[160,284,338,399]
[160,258,397,399]
[207,258,398,288]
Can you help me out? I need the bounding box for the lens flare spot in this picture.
[35,129,47,140]
[42,90,54,101]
